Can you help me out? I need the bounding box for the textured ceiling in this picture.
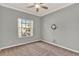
[0,3,73,16]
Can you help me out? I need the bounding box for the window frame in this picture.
[17,17,33,38]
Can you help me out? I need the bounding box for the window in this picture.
[18,18,33,38]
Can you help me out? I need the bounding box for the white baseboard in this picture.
[0,39,41,50]
[42,40,79,54]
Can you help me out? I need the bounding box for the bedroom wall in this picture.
[41,4,79,51]
[0,8,3,47]
[0,6,41,48]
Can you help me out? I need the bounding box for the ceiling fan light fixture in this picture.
[35,4,40,9]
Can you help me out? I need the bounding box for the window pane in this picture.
[22,24,26,28]
[22,19,26,24]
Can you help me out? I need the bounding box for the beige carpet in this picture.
[0,41,79,56]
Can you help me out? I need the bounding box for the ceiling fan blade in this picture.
[41,5,48,9]
[40,3,43,4]
[27,5,34,8]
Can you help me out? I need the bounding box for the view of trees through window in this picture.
[18,18,33,38]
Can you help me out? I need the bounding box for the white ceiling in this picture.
[0,3,73,16]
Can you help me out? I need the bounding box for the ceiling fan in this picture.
[27,3,48,12]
